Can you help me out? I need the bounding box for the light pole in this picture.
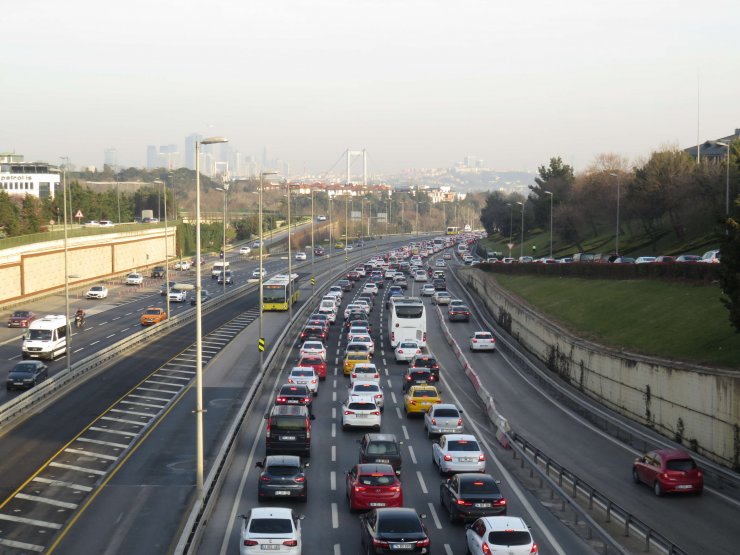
[716,141,732,228]
[194,136,228,501]
[609,173,621,254]
[286,182,293,321]
[328,194,333,255]
[310,189,315,293]
[259,171,277,378]
[154,178,171,318]
[60,158,71,374]
[544,191,553,259]
[507,202,513,247]
[516,201,525,259]
[415,202,419,237]
[345,195,349,268]
[215,183,229,296]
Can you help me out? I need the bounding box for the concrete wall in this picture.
[460,268,740,469]
[0,229,176,305]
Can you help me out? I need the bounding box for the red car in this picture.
[346,463,403,511]
[8,310,37,328]
[347,271,361,281]
[632,448,703,496]
[298,356,327,381]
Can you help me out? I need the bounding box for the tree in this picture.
[20,195,43,233]
[0,191,20,237]
[719,207,740,332]
[529,157,575,229]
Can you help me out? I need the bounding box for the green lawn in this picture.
[492,275,740,369]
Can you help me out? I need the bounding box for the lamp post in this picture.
[259,171,277,377]
[544,191,553,259]
[507,202,513,246]
[215,183,230,296]
[194,136,228,500]
[154,179,171,318]
[60,158,71,374]
[286,182,293,321]
[716,141,732,228]
[415,202,419,237]
[328,194,333,255]
[311,189,315,293]
[345,195,349,268]
[516,201,525,259]
[609,173,621,254]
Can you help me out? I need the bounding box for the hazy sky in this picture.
[2,0,739,175]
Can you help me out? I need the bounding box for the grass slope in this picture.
[493,274,740,369]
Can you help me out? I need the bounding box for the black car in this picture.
[275,384,312,410]
[359,433,403,476]
[256,455,309,501]
[448,305,471,322]
[432,278,446,291]
[338,279,353,292]
[409,355,441,381]
[151,266,166,278]
[309,313,331,327]
[300,326,328,343]
[264,404,314,457]
[346,313,370,330]
[7,360,48,390]
[217,270,234,285]
[314,246,325,256]
[439,473,506,522]
[360,508,430,554]
[402,368,436,392]
[190,290,210,306]
[305,318,330,334]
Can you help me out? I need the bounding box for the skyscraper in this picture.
[103,148,118,170]
[185,133,202,170]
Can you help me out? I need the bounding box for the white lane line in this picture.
[101,416,147,426]
[332,391,337,402]
[106,334,116,339]
[8,355,20,360]
[124,312,133,316]
[444,544,454,555]
[384,367,389,376]
[332,445,336,462]
[90,340,100,346]
[120,327,130,332]
[76,437,128,449]
[401,425,409,440]
[112,316,121,321]
[0,537,44,552]
[330,471,336,490]
[331,423,336,438]
[98,321,108,326]
[65,448,118,461]
[390,392,397,405]
[0,513,61,529]
[73,348,84,353]
[127,394,169,403]
[333,378,337,389]
[334,545,341,555]
[416,471,428,494]
[137,386,178,394]
[427,502,442,529]
[395,407,403,419]
[32,477,92,492]
[49,462,107,475]
[88,427,137,437]
[332,407,336,419]
[15,493,78,509]
[408,445,418,464]
[331,503,339,528]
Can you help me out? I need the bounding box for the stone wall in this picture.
[460,268,739,469]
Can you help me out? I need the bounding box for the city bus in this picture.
[446,226,459,235]
[387,297,427,348]
[262,273,300,311]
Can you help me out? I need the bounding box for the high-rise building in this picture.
[146,145,158,169]
[103,148,118,170]
[185,133,202,170]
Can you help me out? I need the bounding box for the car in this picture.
[675,254,702,263]
[350,363,380,385]
[317,215,327,221]
[403,384,442,416]
[299,341,326,360]
[353,299,372,316]
[420,284,435,297]
[345,244,354,251]
[357,293,375,310]
[359,434,403,475]
[700,249,721,263]
[255,455,309,501]
[394,340,422,363]
[414,271,428,282]
[431,291,451,305]
[251,268,266,279]
[305,317,329,334]
[409,354,441,381]
[635,256,656,264]
[275,384,313,410]
[160,281,177,296]
[99,220,114,227]
[8,310,37,328]
[424,404,464,438]
[174,260,191,271]
[402,368,436,392]
[151,266,166,278]
[448,304,471,322]
[140,307,167,326]
[470,331,495,352]
[435,259,446,267]
[440,473,507,522]
[300,325,328,344]
[347,326,371,342]
[363,282,379,296]
[338,279,353,292]
[169,289,188,302]
[347,270,361,281]
[359,508,430,554]
[351,334,375,356]
[264,404,314,457]
[632,448,703,496]
[346,464,403,510]
[393,275,408,289]
[295,251,307,261]
[386,290,404,309]
[239,246,252,255]
[297,356,327,381]
[466,516,538,555]
[314,246,325,256]
[432,278,446,291]
[349,381,385,409]
[433,434,486,475]
[288,367,319,396]
[251,240,263,248]
[343,352,372,376]
[6,360,48,390]
[335,241,345,249]
[612,257,636,264]
[344,304,366,319]
[443,253,452,260]
[217,270,234,285]
[345,342,371,358]
[345,316,372,334]
[190,290,210,306]
[342,395,382,431]
[317,304,338,325]
[83,220,99,227]
[125,272,144,285]
[239,507,303,555]
[355,266,367,277]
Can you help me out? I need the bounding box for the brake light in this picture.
[311,379,316,384]
[306,419,311,438]
[416,538,430,547]
[344,410,354,415]
[302,398,310,403]
[472,339,477,343]
[406,375,412,381]
[456,499,473,506]
[494,498,506,506]
[295,476,306,483]
[276,396,286,403]
[371,411,380,415]
[444,454,452,461]
[431,418,437,425]
[288,378,294,383]
[398,349,403,354]
[457,419,463,426]
[479,454,486,461]
[482,544,491,554]
[531,543,538,553]
[244,540,258,546]
[266,420,271,438]
[283,540,298,547]
[372,539,390,548]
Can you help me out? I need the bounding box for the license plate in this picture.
[260,546,280,551]
[474,503,491,508]
[676,484,692,489]
[280,436,296,441]
[461,458,475,463]
[376,458,390,463]
[440,428,455,433]
[391,544,413,550]
[287,400,298,404]
[275,491,291,496]
[369,502,385,507]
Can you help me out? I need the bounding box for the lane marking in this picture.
[48,462,107,475]
[416,471,428,494]
[64,448,118,462]
[75,437,128,449]
[427,502,442,529]
[401,425,409,440]
[15,493,78,510]
[0,537,44,552]
[334,545,341,555]
[31,477,92,492]
[444,544,454,555]
[331,502,338,528]
[395,407,403,420]
[0,513,61,529]
[330,471,336,491]
[408,445,417,464]
[332,445,336,462]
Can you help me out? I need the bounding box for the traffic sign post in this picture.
[507,242,514,256]
[258,338,265,352]
[75,210,84,225]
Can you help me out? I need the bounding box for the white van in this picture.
[22,315,68,360]
[211,261,230,279]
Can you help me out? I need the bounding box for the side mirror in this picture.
[303,462,310,468]
[255,462,264,469]
[263,414,269,420]
[310,414,316,420]
[458,410,464,414]
[419,513,428,519]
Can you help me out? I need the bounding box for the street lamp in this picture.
[286,182,293,321]
[715,141,732,226]
[609,173,621,254]
[215,182,230,296]
[60,158,71,374]
[310,188,315,293]
[194,136,228,500]
[544,191,553,259]
[345,195,349,268]
[153,178,171,318]
[516,201,525,259]
[259,171,277,377]
[415,202,419,237]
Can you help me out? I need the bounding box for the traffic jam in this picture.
[240,232,540,555]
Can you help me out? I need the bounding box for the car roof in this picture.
[650,448,696,460]
[249,507,295,519]
[431,403,459,411]
[270,404,309,416]
[364,433,398,442]
[356,463,396,474]
[478,515,528,531]
[442,434,477,442]
[265,455,301,466]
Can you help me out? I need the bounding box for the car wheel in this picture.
[343,424,349,431]
[632,468,640,484]
[653,481,663,497]
[426,426,433,439]
[448,502,459,523]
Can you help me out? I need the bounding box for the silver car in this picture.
[424,404,464,438]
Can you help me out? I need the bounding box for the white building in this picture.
[0,154,60,201]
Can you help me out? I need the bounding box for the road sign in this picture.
[310,277,315,286]
[75,210,84,219]
[507,242,514,251]
[258,338,265,352]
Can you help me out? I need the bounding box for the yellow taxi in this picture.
[335,241,345,249]
[403,384,442,416]
[140,307,167,326]
[343,352,371,376]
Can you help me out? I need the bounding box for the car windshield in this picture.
[249,518,293,534]
[395,306,423,318]
[448,440,480,451]
[265,465,300,476]
[304,343,322,349]
[291,370,313,377]
[12,363,38,374]
[488,531,531,546]
[280,386,308,395]
[271,416,307,430]
[377,513,423,533]
[666,458,697,471]
[348,402,376,410]
[460,479,499,494]
[145,309,161,315]
[433,408,459,417]
[476,333,493,339]
[400,343,418,349]
[412,389,436,397]
[358,474,395,486]
[354,384,379,392]
[27,330,52,341]
[366,442,399,455]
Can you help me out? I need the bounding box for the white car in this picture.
[424,404,464,437]
[348,381,384,409]
[341,395,381,431]
[420,284,435,296]
[354,267,366,277]
[317,305,337,324]
[169,289,188,302]
[85,285,108,299]
[299,341,326,360]
[414,271,427,282]
[435,259,446,267]
[288,366,319,395]
[433,434,486,474]
[384,269,397,280]
[240,507,303,555]
[362,282,379,296]
[327,286,344,301]
[344,304,365,319]
[125,272,143,285]
[251,268,266,279]
[351,334,375,356]
[354,299,371,315]
[349,363,380,385]
[347,325,370,342]
[470,331,496,352]
[635,256,656,264]
[99,220,114,227]
[432,291,451,305]
[239,246,251,255]
[295,252,307,261]
[175,260,191,271]
[394,340,421,363]
[466,516,537,555]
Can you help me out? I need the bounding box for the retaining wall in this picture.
[460,268,740,469]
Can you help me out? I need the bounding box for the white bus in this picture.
[22,315,68,360]
[388,297,427,348]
